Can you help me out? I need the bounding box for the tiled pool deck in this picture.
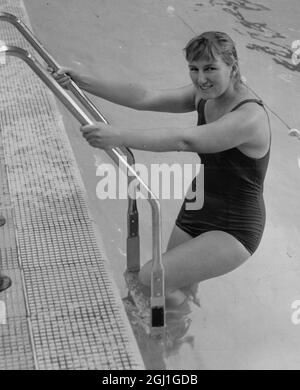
[0,0,144,370]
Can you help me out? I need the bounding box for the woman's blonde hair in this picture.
[184,31,241,83]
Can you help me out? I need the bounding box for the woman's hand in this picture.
[81,122,124,149]
[49,66,79,89]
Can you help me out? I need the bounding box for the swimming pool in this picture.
[24,0,300,369]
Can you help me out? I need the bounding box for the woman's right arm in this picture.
[54,68,196,113]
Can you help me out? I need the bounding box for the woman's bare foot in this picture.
[165,289,187,307]
[180,284,201,307]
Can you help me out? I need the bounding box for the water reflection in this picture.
[198,0,300,72]
[122,271,198,369]
[208,0,270,12]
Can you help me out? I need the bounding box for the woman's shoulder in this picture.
[232,101,271,159]
[230,98,267,131]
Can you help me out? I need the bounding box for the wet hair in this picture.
[184,31,241,83]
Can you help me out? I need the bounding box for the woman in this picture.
[55,32,271,306]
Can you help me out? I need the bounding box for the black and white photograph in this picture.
[0,0,300,372]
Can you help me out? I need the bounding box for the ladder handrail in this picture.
[0,12,138,235]
[0,12,115,130]
[0,12,141,274]
[0,43,165,333]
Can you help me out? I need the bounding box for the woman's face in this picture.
[188,55,234,99]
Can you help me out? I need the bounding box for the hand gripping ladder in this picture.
[0,12,165,335]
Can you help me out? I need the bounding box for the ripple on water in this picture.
[193,0,300,73]
[122,271,200,368]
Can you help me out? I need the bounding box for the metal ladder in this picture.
[0,11,165,334]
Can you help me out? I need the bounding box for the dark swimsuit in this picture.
[176,98,271,255]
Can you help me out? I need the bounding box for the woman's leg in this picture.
[136,225,193,305]
[165,225,199,303]
[138,230,251,297]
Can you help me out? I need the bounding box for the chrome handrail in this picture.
[0,11,140,274]
[0,44,165,334]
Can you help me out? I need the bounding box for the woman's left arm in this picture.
[81,105,264,153]
[182,106,265,153]
[80,123,187,152]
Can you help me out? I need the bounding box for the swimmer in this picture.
[54,31,271,307]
